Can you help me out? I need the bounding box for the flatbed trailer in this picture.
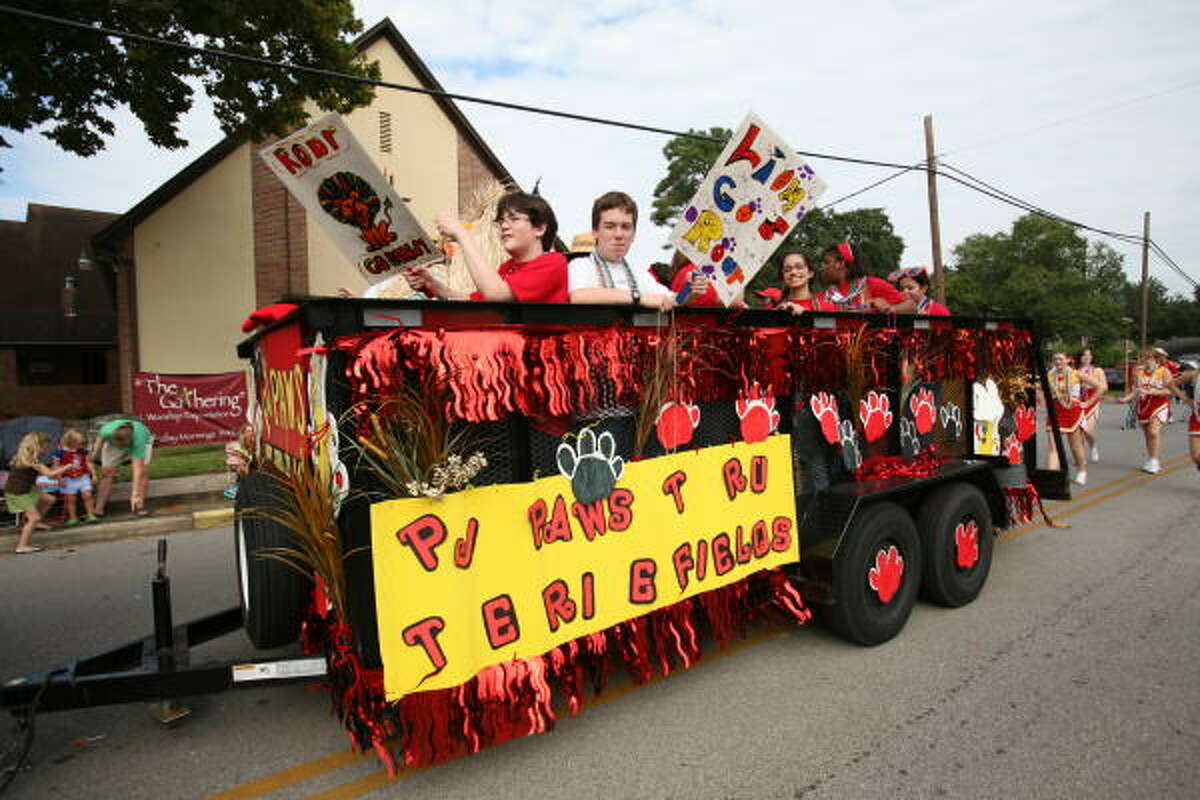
[3,298,1069,785]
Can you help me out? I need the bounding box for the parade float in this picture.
[2,112,1070,785]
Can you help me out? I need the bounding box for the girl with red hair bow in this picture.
[817,242,913,312]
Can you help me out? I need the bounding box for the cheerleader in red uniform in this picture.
[888,266,950,315]
[1045,351,1089,484]
[817,242,913,312]
[1168,364,1200,472]
[1119,349,1173,474]
[1075,347,1108,463]
[763,251,831,313]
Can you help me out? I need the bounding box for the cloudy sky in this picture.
[2,0,1197,296]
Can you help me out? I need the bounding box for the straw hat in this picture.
[569,232,596,254]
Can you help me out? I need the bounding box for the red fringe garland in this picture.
[303,569,811,776]
[1002,481,1066,529]
[854,448,945,482]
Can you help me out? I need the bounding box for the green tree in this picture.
[946,214,1126,345]
[1123,277,1200,343]
[0,0,379,157]
[650,127,731,228]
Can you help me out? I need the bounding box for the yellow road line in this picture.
[1000,459,1192,543]
[213,456,1192,799]
[207,750,369,799]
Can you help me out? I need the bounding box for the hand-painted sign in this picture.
[259,113,439,285]
[370,435,797,699]
[669,113,826,305]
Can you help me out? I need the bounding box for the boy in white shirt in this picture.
[568,192,675,310]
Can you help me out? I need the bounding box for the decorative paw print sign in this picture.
[858,390,894,444]
[669,112,827,305]
[736,383,779,443]
[556,429,624,506]
[939,403,963,442]
[868,545,904,604]
[655,401,701,451]
[901,383,940,458]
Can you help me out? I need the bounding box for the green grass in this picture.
[115,442,227,482]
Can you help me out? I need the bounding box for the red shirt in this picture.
[469,251,568,303]
[670,263,720,306]
[54,448,89,479]
[917,298,951,316]
[820,276,906,310]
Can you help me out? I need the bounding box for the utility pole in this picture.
[1140,211,1150,350]
[924,115,945,303]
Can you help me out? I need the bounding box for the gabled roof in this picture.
[94,18,515,251]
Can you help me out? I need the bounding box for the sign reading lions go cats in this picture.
[669,112,827,305]
[370,436,798,699]
[259,113,439,285]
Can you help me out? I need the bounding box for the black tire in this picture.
[235,471,309,649]
[917,482,993,608]
[824,502,922,646]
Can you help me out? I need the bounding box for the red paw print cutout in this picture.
[868,545,904,604]
[909,387,936,435]
[1014,405,1037,442]
[1003,433,1023,465]
[736,383,779,443]
[954,520,979,568]
[809,392,841,445]
[858,391,893,443]
[655,401,701,451]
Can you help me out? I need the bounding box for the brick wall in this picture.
[0,347,121,419]
[251,152,308,305]
[457,134,508,215]
[114,237,137,413]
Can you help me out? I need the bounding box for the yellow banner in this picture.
[370,435,798,698]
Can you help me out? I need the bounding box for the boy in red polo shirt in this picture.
[402,191,568,303]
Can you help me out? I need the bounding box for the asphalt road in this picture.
[2,407,1197,799]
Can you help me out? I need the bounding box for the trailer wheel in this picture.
[235,471,309,649]
[917,482,994,608]
[824,502,921,646]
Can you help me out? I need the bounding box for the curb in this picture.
[1,506,235,555]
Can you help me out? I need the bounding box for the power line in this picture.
[945,77,1200,157]
[2,3,1195,290]
[818,161,925,210]
[0,3,917,172]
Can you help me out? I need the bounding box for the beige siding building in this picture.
[93,19,514,409]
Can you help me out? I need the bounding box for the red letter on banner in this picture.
[396,515,447,571]
[542,579,577,632]
[402,617,447,671]
[629,558,658,604]
[481,595,520,649]
[662,470,687,514]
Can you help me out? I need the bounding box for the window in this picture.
[16,348,108,386]
[379,111,392,154]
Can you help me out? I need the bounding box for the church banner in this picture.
[259,113,439,285]
[370,435,798,699]
[132,371,246,446]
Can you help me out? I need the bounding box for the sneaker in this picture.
[85,514,99,524]
[65,518,81,527]
[1090,446,1100,463]
[1143,459,1161,474]
[1073,470,1087,486]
